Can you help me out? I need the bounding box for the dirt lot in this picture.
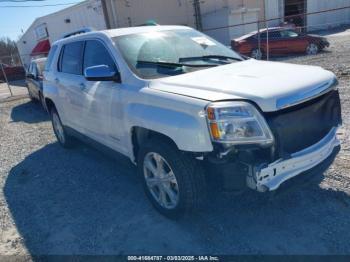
[0,31,350,257]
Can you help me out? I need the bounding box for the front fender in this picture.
[125,103,213,152]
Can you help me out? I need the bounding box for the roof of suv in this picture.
[103,25,191,37]
[53,25,191,46]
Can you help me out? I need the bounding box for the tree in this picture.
[0,37,21,66]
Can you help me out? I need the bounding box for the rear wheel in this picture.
[50,107,74,148]
[306,43,319,55]
[138,138,206,219]
[251,48,263,60]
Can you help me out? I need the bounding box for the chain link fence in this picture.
[203,5,350,62]
[0,53,26,99]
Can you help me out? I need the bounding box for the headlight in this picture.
[206,101,274,145]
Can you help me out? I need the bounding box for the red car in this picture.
[231,27,330,59]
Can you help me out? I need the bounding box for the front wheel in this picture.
[306,43,319,55]
[27,87,37,102]
[138,138,206,219]
[39,92,46,109]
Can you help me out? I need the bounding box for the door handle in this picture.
[79,83,86,91]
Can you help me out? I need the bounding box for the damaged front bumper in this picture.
[248,127,340,192]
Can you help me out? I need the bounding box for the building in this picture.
[17,0,197,67]
[102,0,196,29]
[18,0,350,66]
[201,0,270,44]
[307,0,350,31]
[17,0,106,67]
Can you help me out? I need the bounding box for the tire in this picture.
[306,43,319,55]
[27,87,37,102]
[39,92,46,109]
[137,137,207,219]
[251,48,263,60]
[50,107,74,148]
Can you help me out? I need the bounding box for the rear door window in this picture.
[59,41,84,75]
[259,31,281,39]
[83,40,116,71]
[269,31,282,39]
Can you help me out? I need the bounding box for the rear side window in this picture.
[259,31,281,39]
[59,41,84,75]
[83,40,116,71]
[44,45,58,71]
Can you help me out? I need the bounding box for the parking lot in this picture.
[0,30,350,256]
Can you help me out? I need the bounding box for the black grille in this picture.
[265,90,342,158]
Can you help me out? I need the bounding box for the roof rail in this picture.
[62,27,94,39]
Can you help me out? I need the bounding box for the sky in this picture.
[0,0,85,41]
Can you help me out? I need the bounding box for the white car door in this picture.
[56,41,86,133]
[79,39,125,153]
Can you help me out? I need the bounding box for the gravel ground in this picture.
[0,31,350,257]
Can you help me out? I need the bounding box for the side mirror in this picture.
[26,73,34,79]
[84,65,120,82]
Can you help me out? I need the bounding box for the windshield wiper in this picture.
[179,55,243,63]
[137,60,218,68]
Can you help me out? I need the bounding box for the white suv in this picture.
[43,26,342,218]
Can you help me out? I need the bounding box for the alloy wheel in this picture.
[143,152,179,209]
[307,43,319,55]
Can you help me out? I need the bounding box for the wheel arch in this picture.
[131,127,179,164]
[44,97,56,113]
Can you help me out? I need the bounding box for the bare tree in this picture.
[0,37,21,66]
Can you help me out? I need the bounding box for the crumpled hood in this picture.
[149,60,336,112]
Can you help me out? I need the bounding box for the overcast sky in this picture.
[0,0,84,41]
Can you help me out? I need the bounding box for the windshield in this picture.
[113,29,243,79]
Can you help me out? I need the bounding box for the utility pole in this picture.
[193,0,203,31]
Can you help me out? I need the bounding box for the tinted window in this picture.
[27,63,33,74]
[45,45,58,71]
[32,63,38,76]
[259,31,281,39]
[83,40,116,71]
[59,41,84,75]
[30,63,37,76]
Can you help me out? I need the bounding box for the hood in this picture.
[149,60,336,112]
[308,34,327,40]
